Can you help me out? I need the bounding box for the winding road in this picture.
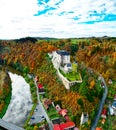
[90,75,108,130]
[33,78,53,130]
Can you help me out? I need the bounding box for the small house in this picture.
[53,121,75,130]
[60,121,75,130]
[109,95,116,116]
[112,101,116,110]
[59,109,68,117]
[38,83,45,93]
[101,108,107,119]
[108,106,114,115]
[101,118,106,124]
[43,98,52,110]
[80,112,89,126]
[55,104,61,112]
[108,79,112,85]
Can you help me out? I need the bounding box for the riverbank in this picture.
[3,72,33,127]
[0,69,12,118]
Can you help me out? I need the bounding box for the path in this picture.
[33,79,53,130]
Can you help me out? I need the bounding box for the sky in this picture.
[0,0,116,39]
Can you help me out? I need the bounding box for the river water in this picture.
[2,72,33,127]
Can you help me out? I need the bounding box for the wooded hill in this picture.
[0,36,115,129]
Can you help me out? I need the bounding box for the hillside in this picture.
[0,36,116,129]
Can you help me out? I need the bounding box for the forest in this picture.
[0,36,116,129]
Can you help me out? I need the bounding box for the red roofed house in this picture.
[60,121,75,130]
[38,83,45,93]
[38,83,43,89]
[53,121,75,130]
[101,108,107,119]
[96,127,103,130]
[59,109,68,117]
[53,124,61,130]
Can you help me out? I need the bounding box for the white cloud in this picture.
[0,0,116,39]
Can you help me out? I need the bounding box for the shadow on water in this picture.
[2,65,22,76]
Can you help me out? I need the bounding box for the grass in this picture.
[71,38,90,44]
[59,69,81,81]
[45,105,60,120]
[41,95,61,121]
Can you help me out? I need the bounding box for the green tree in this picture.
[23,66,29,74]
[77,98,83,107]
[79,81,88,96]
[70,44,79,56]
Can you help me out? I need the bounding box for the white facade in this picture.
[52,51,61,69]
[62,63,72,73]
[80,112,89,126]
[52,50,71,69]
[61,54,70,64]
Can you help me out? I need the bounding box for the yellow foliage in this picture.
[89,80,95,89]
[33,125,38,130]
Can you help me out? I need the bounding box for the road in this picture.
[33,79,53,130]
[0,118,24,130]
[90,76,108,130]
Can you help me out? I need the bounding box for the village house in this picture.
[80,112,89,126]
[109,94,116,116]
[43,98,52,110]
[112,100,116,114]
[53,121,76,130]
[38,83,45,94]
[101,108,107,119]
[59,109,68,117]
[55,104,61,112]
[108,79,113,85]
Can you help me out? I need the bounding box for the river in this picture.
[2,72,33,127]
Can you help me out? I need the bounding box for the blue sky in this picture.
[0,0,116,39]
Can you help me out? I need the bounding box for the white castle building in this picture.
[52,50,70,70]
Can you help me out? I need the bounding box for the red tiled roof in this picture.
[59,121,75,130]
[96,127,102,130]
[101,109,107,115]
[53,122,75,130]
[53,124,61,130]
[38,84,43,89]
